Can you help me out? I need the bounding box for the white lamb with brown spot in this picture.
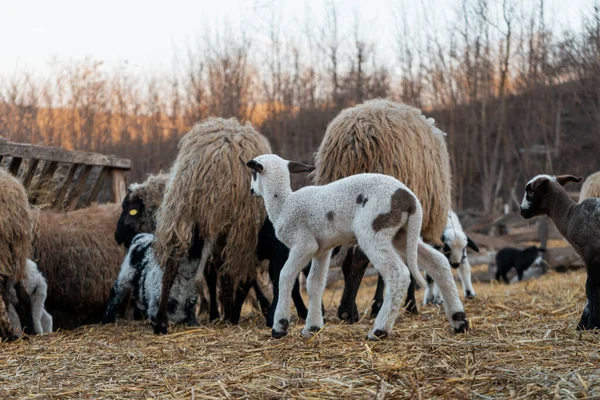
[247,154,468,340]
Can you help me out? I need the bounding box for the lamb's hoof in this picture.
[465,291,476,299]
[153,323,168,335]
[271,318,289,339]
[367,329,388,340]
[452,312,469,333]
[405,302,419,315]
[337,305,360,324]
[432,296,444,305]
[301,325,321,338]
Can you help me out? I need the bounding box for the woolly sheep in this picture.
[247,154,468,339]
[7,259,53,335]
[520,174,600,330]
[153,118,272,334]
[495,246,545,284]
[310,99,453,323]
[0,167,35,338]
[29,204,125,329]
[103,233,199,326]
[579,171,600,203]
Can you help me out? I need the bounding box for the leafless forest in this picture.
[1,0,599,213]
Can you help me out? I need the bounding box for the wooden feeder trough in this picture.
[0,138,131,211]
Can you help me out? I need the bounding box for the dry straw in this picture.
[1,269,598,398]
[311,99,452,243]
[579,170,600,203]
[155,117,271,281]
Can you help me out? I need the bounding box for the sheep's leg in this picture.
[230,278,253,324]
[220,272,235,322]
[402,275,419,315]
[370,274,385,317]
[30,291,46,334]
[205,264,220,321]
[41,310,53,333]
[291,278,308,319]
[583,272,600,330]
[362,243,409,340]
[458,260,476,299]
[13,281,36,335]
[154,256,180,335]
[412,241,468,333]
[272,243,317,339]
[251,280,271,317]
[338,247,368,323]
[267,251,308,327]
[301,251,332,338]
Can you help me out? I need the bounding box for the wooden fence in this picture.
[0,138,131,211]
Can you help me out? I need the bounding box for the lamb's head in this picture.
[520,174,583,219]
[441,229,479,269]
[246,154,315,197]
[115,187,154,247]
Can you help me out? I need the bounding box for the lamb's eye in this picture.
[527,190,534,197]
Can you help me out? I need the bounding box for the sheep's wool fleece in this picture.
[579,171,600,203]
[311,99,451,243]
[29,204,125,325]
[129,172,170,213]
[155,117,271,281]
[0,167,31,282]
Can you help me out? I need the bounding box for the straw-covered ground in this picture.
[2,269,599,399]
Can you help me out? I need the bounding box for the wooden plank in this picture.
[8,157,22,176]
[67,165,94,211]
[21,159,40,189]
[51,163,80,210]
[0,141,131,170]
[111,170,127,205]
[30,161,59,205]
[85,166,109,206]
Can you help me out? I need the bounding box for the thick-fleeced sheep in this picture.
[579,171,600,203]
[247,154,468,339]
[29,204,125,329]
[520,174,600,330]
[0,167,35,339]
[7,259,53,335]
[495,246,545,284]
[310,99,453,323]
[153,117,272,334]
[103,233,199,326]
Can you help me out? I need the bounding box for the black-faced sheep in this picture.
[520,174,600,330]
[0,167,35,339]
[29,204,126,329]
[103,233,199,326]
[247,154,468,339]
[7,259,53,335]
[310,99,454,324]
[495,246,545,284]
[153,117,273,334]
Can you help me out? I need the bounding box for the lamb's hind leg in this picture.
[361,241,409,340]
[583,266,600,330]
[416,241,468,333]
[458,260,476,299]
[272,241,317,339]
[301,251,332,338]
[338,247,368,323]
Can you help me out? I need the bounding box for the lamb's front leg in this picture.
[272,244,316,339]
[302,251,332,338]
[458,260,476,299]
[583,273,600,330]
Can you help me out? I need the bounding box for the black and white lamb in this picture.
[520,174,600,330]
[103,233,199,326]
[495,246,545,284]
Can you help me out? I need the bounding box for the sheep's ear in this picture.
[555,175,583,187]
[246,160,264,173]
[440,233,446,244]
[288,161,315,174]
[466,236,480,252]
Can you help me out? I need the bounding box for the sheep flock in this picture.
[1,104,600,398]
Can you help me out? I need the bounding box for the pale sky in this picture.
[0,0,592,78]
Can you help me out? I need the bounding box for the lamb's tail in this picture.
[405,200,427,288]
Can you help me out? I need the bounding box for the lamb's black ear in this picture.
[466,236,480,252]
[288,161,315,174]
[246,160,264,173]
[555,175,583,187]
[440,233,446,244]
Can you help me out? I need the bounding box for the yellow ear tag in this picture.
[129,209,138,216]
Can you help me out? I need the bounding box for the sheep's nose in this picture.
[451,262,460,269]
